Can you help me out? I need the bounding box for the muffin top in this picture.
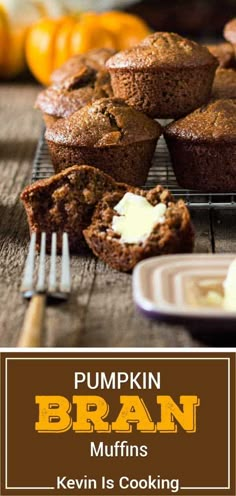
[46,97,162,147]
[36,65,113,119]
[206,42,235,68]
[224,18,236,44]
[106,32,217,70]
[51,48,116,85]
[212,68,236,99]
[164,99,236,143]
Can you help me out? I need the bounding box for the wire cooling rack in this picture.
[32,129,236,208]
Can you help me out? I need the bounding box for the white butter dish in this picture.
[133,254,236,331]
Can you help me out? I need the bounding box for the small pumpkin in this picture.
[0,6,26,78]
[0,5,6,65]
[26,17,64,86]
[69,12,116,55]
[26,14,116,86]
[0,0,42,78]
[26,11,151,86]
[99,10,151,50]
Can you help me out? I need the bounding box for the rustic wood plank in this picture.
[190,208,213,254]
[211,208,236,253]
[0,84,41,345]
[79,259,202,347]
[0,82,218,347]
[0,83,97,346]
[45,254,97,347]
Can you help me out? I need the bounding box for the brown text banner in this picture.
[0,352,235,496]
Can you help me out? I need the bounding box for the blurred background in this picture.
[127,0,236,37]
[0,0,235,84]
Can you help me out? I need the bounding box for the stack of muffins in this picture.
[21,22,236,270]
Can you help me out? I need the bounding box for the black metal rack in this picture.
[32,130,236,208]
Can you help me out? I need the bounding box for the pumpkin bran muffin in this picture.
[164,99,236,192]
[212,68,236,99]
[21,165,128,253]
[36,64,113,128]
[51,48,116,85]
[84,187,194,272]
[106,32,218,118]
[45,97,162,186]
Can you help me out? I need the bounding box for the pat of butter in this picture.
[223,258,236,310]
[204,290,224,307]
[112,192,166,244]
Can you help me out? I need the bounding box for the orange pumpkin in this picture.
[0,5,26,78]
[26,11,151,86]
[69,12,116,55]
[0,1,43,78]
[1,26,26,77]
[26,17,64,86]
[99,11,151,50]
[0,5,6,65]
[26,14,115,86]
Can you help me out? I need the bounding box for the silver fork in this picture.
[18,232,71,347]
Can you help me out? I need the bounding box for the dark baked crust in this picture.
[164,99,236,192]
[21,165,128,253]
[106,32,218,118]
[84,187,194,272]
[206,43,235,68]
[36,68,113,120]
[164,99,236,143]
[107,33,216,69]
[51,48,116,85]
[45,97,162,146]
[212,68,236,99]
[45,97,162,185]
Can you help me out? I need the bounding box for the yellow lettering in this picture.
[35,395,72,433]
[34,394,200,434]
[73,395,110,432]
[157,395,200,433]
[112,395,156,432]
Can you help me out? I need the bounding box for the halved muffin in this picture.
[84,187,194,272]
[21,165,128,253]
[45,97,162,186]
[106,32,218,118]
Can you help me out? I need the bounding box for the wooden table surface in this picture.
[1,82,236,348]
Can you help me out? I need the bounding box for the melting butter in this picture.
[187,279,224,308]
[112,192,166,244]
[187,258,236,311]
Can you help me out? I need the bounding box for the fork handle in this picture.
[18,294,46,347]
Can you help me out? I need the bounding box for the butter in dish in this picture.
[133,254,236,331]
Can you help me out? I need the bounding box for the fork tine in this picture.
[36,232,46,292]
[48,232,57,293]
[60,232,71,293]
[21,232,36,293]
